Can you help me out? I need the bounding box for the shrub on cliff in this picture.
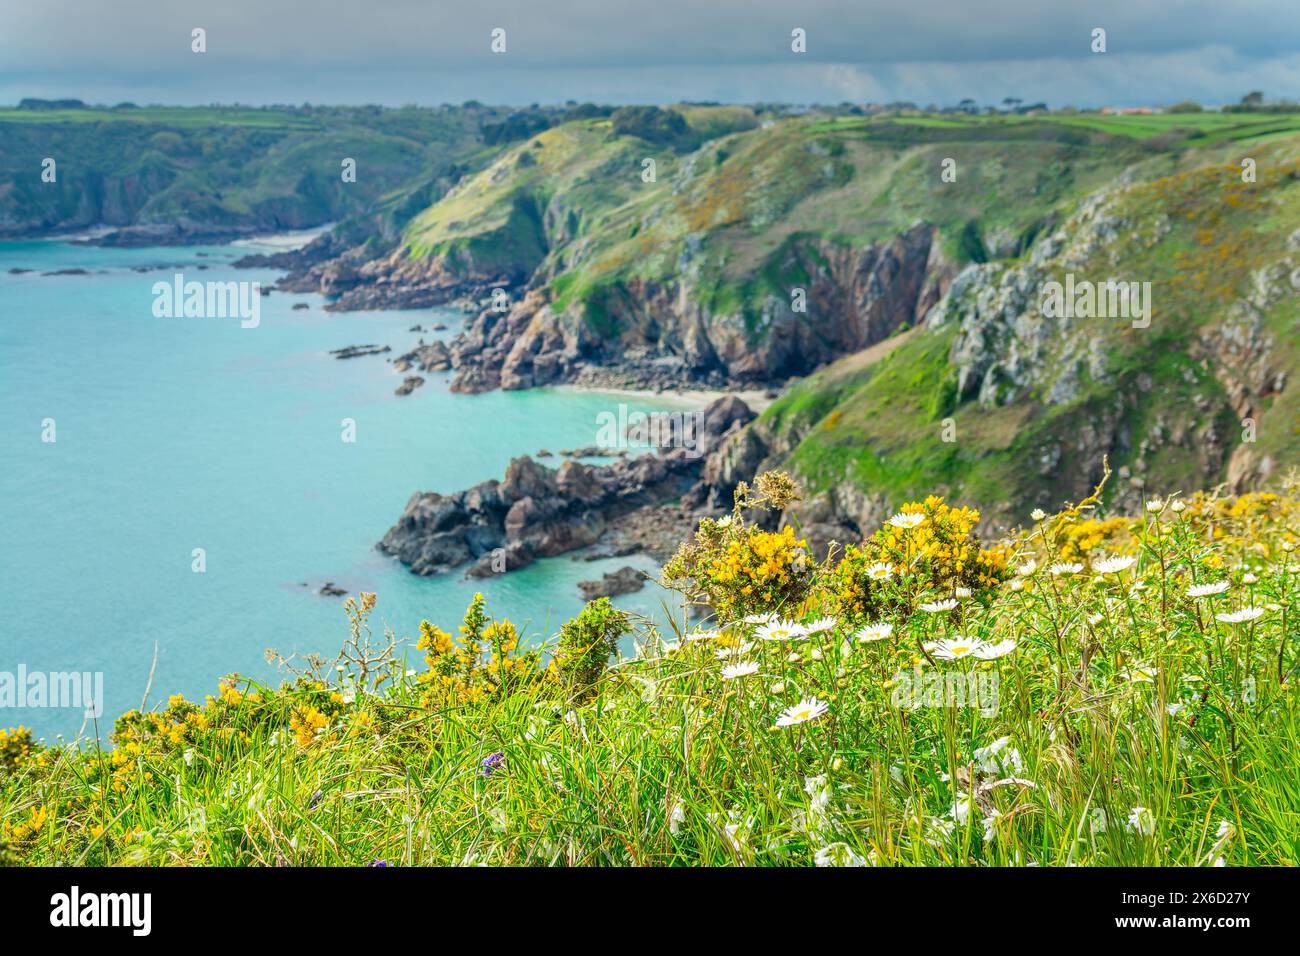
[553,598,631,701]
[609,105,699,151]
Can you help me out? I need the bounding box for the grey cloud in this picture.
[0,0,1296,106]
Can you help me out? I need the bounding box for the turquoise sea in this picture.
[0,239,685,740]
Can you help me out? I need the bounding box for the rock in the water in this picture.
[578,566,646,599]
[393,340,451,373]
[379,395,759,577]
[331,344,391,360]
[395,375,425,396]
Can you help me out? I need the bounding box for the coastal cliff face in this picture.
[364,112,1299,563]
[298,109,1168,400]
[750,139,1300,527]
[442,224,949,393]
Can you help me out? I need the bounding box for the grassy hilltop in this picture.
[0,104,504,239]
[396,107,1300,328]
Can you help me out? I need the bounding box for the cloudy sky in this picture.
[2,0,1297,108]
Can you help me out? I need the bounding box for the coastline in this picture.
[557,383,779,414]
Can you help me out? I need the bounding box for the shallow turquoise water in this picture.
[0,240,682,740]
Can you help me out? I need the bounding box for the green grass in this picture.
[2,478,1297,866]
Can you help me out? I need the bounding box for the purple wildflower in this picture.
[481,751,505,777]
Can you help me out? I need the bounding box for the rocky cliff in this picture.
[440,223,949,393]
[378,396,755,576]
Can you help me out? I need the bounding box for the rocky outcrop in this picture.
[393,341,452,373]
[1202,261,1294,492]
[331,344,391,360]
[394,375,425,397]
[578,566,646,599]
[443,224,951,394]
[378,396,755,576]
[288,243,525,313]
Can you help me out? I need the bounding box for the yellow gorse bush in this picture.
[416,593,544,707]
[829,495,1010,626]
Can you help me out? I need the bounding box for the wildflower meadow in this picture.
[2,469,1297,867]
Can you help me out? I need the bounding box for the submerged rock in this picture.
[330,344,391,360]
[578,566,646,599]
[394,375,425,396]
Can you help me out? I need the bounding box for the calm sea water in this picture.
[0,239,685,740]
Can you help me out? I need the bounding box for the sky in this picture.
[2,0,1298,108]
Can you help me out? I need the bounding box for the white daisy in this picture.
[1127,806,1156,837]
[951,797,974,826]
[1092,554,1136,575]
[1215,607,1265,624]
[855,622,894,643]
[742,612,778,625]
[982,809,1003,844]
[973,736,1023,775]
[667,800,685,836]
[973,639,1017,659]
[1017,560,1038,576]
[802,616,838,636]
[1241,573,1258,584]
[774,697,830,728]
[721,660,760,680]
[814,842,866,867]
[866,561,894,581]
[1048,562,1084,576]
[1186,581,1229,598]
[930,637,985,660]
[714,640,755,659]
[756,619,809,641]
[887,512,926,530]
[954,586,972,599]
[685,628,721,641]
[1030,508,1047,521]
[1145,498,1164,513]
[919,598,959,613]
